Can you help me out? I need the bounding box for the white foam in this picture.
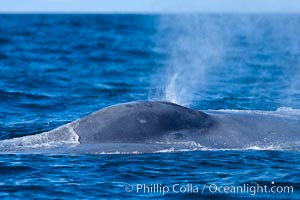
[151,140,300,153]
[0,123,80,149]
[94,151,141,155]
[152,141,209,152]
[215,107,300,114]
[209,107,300,121]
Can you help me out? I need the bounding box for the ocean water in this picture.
[0,14,299,199]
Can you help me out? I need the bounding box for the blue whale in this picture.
[0,101,299,153]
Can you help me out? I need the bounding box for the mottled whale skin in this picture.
[67,101,299,149]
[72,101,211,144]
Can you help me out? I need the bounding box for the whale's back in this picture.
[73,101,209,144]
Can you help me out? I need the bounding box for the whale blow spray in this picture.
[150,15,230,107]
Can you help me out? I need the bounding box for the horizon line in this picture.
[0,11,300,14]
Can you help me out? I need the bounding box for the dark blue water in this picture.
[0,14,299,199]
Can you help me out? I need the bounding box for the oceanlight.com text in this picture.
[124,182,293,196]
